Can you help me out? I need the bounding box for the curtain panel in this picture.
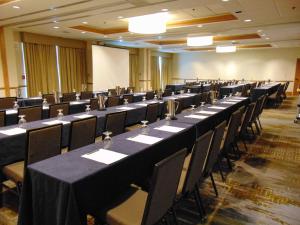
[24,43,58,96]
[161,57,173,90]
[129,54,139,89]
[151,56,161,91]
[59,47,87,93]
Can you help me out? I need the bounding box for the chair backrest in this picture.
[18,106,42,122]
[146,103,159,124]
[193,94,202,107]
[62,92,76,102]
[49,103,70,118]
[201,92,210,103]
[123,94,134,104]
[42,94,55,105]
[108,89,117,96]
[107,96,120,107]
[126,87,135,93]
[90,98,99,110]
[104,111,127,137]
[175,98,184,114]
[69,116,97,151]
[146,91,155,100]
[120,87,126,95]
[25,124,62,166]
[163,89,172,97]
[80,91,94,100]
[223,110,242,149]
[240,102,255,135]
[142,148,187,225]
[0,97,17,110]
[259,94,268,114]
[0,110,5,127]
[182,131,214,194]
[204,121,226,175]
[251,96,263,122]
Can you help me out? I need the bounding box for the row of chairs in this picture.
[267,82,289,107]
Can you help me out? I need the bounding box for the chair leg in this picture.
[254,120,261,135]
[250,124,255,136]
[195,184,206,217]
[242,139,248,152]
[257,117,263,129]
[216,159,225,182]
[170,207,179,225]
[193,191,204,219]
[210,173,218,197]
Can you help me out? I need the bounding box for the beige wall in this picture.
[173,47,300,92]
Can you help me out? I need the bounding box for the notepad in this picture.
[116,107,135,110]
[147,101,157,104]
[0,127,26,136]
[127,134,163,145]
[82,149,128,165]
[70,101,83,105]
[196,110,217,115]
[73,114,93,119]
[208,106,226,110]
[135,103,148,106]
[184,115,208,120]
[6,109,17,115]
[221,101,236,105]
[225,99,241,102]
[43,120,70,125]
[154,125,185,133]
[233,97,247,100]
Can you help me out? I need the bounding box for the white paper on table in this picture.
[127,134,163,145]
[233,97,247,100]
[184,114,208,120]
[0,127,26,136]
[82,149,128,165]
[43,106,49,110]
[220,101,236,105]
[42,120,70,125]
[154,125,185,133]
[135,103,148,106]
[70,101,83,105]
[116,107,135,110]
[147,101,157,104]
[208,106,226,110]
[225,99,241,102]
[196,110,217,115]
[6,109,17,115]
[73,114,93,119]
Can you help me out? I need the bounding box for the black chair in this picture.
[107,96,121,107]
[49,103,70,118]
[80,91,94,100]
[18,106,42,122]
[90,98,99,110]
[163,89,172,97]
[108,89,117,96]
[193,94,202,107]
[239,103,256,150]
[2,124,62,193]
[177,131,214,218]
[104,148,187,225]
[248,96,264,135]
[267,84,285,107]
[175,98,184,114]
[0,97,17,110]
[146,91,155,100]
[104,111,127,137]
[62,92,76,102]
[203,121,226,197]
[123,94,134,104]
[42,94,56,105]
[257,94,268,130]
[0,110,5,127]
[69,116,97,151]
[145,103,159,124]
[201,92,210,104]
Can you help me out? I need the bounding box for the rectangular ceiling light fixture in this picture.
[216,45,236,53]
[187,36,213,46]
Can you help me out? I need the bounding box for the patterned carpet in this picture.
[0,96,299,225]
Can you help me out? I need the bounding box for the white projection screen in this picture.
[92,45,129,91]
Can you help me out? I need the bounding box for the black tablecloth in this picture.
[165,84,185,92]
[251,83,281,101]
[18,96,249,225]
[219,84,245,97]
[17,97,43,107]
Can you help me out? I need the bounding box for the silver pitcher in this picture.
[98,95,107,111]
[210,91,217,104]
[166,99,179,120]
[116,86,121,95]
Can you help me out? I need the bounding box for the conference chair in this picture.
[2,124,62,193]
[201,92,210,104]
[69,116,97,151]
[62,92,76,102]
[108,89,117,96]
[18,106,43,122]
[104,111,127,137]
[193,94,202,107]
[49,102,70,118]
[267,84,285,107]
[145,103,159,124]
[80,91,94,100]
[176,131,214,219]
[42,94,56,105]
[175,98,184,114]
[257,94,268,129]
[107,96,121,107]
[103,148,187,225]
[145,91,155,100]
[248,96,264,135]
[90,98,99,110]
[0,110,5,127]
[120,87,126,95]
[282,82,289,99]
[0,97,17,110]
[123,94,134,104]
[162,89,172,97]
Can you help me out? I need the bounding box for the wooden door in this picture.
[294,58,300,95]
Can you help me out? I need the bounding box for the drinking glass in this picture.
[223,95,227,99]
[190,105,196,110]
[142,96,146,101]
[154,94,158,100]
[85,105,91,114]
[141,120,148,128]
[124,98,129,105]
[76,93,80,101]
[103,131,112,141]
[13,101,19,109]
[57,109,64,119]
[130,89,133,94]
[165,113,171,120]
[18,115,26,127]
[229,93,233,97]
[200,102,205,107]
[42,98,48,107]
[187,89,191,93]
[171,92,175,96]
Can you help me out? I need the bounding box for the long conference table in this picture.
[251,82,281,101]
[16,95,249,225]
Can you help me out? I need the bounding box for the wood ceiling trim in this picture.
[238,44,272,48]
[146,33,260,45]
[167,13,238,28]
[71,25,129,35]
[185,44,272,51]
[0,0,17,5]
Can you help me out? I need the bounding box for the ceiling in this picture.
[0,0,300,52]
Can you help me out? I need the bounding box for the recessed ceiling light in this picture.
[12,5,20,9]
[49,6,56,10]
[222,0,230,2]
[161,9,168,12]
[187,36,213,47]
[257,29,263,32]
[119,36,122,39]
[53,21,59,23]
[119,39,123,42]
[261,34,266,37]
[197,24,203,28]
[81,31,86,34]
[104,35,108,38]
[53,26,60,29]
[265,37,270,40]
[216,46,236,53]
[82,21,88,24]
[118,16,123,19]
[244,19,252,22]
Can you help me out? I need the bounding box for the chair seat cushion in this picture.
[106,188,147,225]
[2,161,24,183]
